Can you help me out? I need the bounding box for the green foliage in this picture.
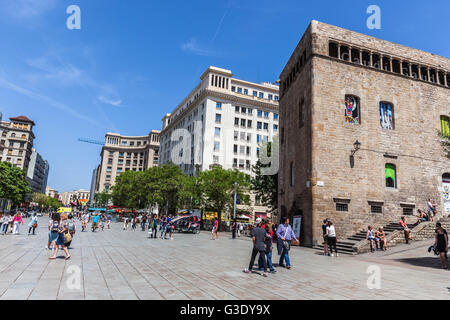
[32,192,62,210]
[251,141,278,212]
[0,162,31,206]
[94,191,112,207]
[196,166,251,226]
[111,163,195,213]
[110,164,251,224]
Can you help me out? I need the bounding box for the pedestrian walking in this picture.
[244,218,268,277]
[107,213,112,229]
[237,221,243,237]
[264,222,276,273]
[46,213,60,250]
[66,214,76,247]
[160,216,166,238]
[276,217,298,269]
[131,216,137,231]
[99,214,106,231]
[81,212,89,231]
[211,218,219,240]
[92,213,100,232]
[231,219,237,239]
[326,221,338,257]
[141,216,147,231]
[12,212,24,235]
[322,219,329,256]
[434,222,448,269]
[28,213,38,235]
[151,216,158,238]
[1,214,10,235]
[49,213,71,260]
[123,216,129,230]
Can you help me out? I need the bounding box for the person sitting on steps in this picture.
[366,226,380,252]
[399,216,412,244]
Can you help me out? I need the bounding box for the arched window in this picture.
[385,164,396,188]
[380,102,395,130]
[345,95,360,124]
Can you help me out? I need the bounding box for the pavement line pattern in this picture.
[0,218,448,300]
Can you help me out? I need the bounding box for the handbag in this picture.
[32,223,37,228]
[282,228,290,251]
[64,231,72,243]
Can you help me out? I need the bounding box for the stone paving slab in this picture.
[0,218,448,300]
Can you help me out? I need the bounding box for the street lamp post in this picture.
[233,182,237,220]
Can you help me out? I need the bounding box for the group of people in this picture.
[0,212,39,235]
[122,214,175,240]
[81,212,112,232]
[45,212,77,260]
[243,217,298,277]
[322,219,338,256]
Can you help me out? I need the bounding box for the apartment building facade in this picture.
[0,115,35,171]
[278,21,450,246]
[158,66,279,219]
[95,130,160,193]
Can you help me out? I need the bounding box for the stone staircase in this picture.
[315,221,417,255]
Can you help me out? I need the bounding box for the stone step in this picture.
[315,245,355,255]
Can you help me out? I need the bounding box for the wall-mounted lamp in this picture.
[351,140,361,156]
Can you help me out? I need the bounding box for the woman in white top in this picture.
[326,221,338,257]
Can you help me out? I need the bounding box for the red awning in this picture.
[255,213,268,219]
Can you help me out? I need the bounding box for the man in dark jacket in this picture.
[243,218,268,277]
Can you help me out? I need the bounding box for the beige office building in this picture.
[95,130,160,193]
[0,115,35,171]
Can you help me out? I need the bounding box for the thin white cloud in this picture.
[0,72,104,128]
[1,0,57,19]
[181,38,224,57]
[26,53,123,108]
[98,95,122,107]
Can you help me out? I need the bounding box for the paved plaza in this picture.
[0,218,448,300]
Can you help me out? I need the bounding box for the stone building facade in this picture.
[278,21,450,247]
[95,131,160,193]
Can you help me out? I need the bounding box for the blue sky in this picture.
[0,0,448,192]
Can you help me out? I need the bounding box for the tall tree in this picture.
[251,141,278,213]
[95,191,113,208]
[0,162,30,206]
[197,166,251,230]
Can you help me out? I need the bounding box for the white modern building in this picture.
[158,66,279,219]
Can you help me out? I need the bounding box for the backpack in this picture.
[51,221,59,232]
[68,220,75,231]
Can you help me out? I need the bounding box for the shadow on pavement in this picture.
[395,256,447,270]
